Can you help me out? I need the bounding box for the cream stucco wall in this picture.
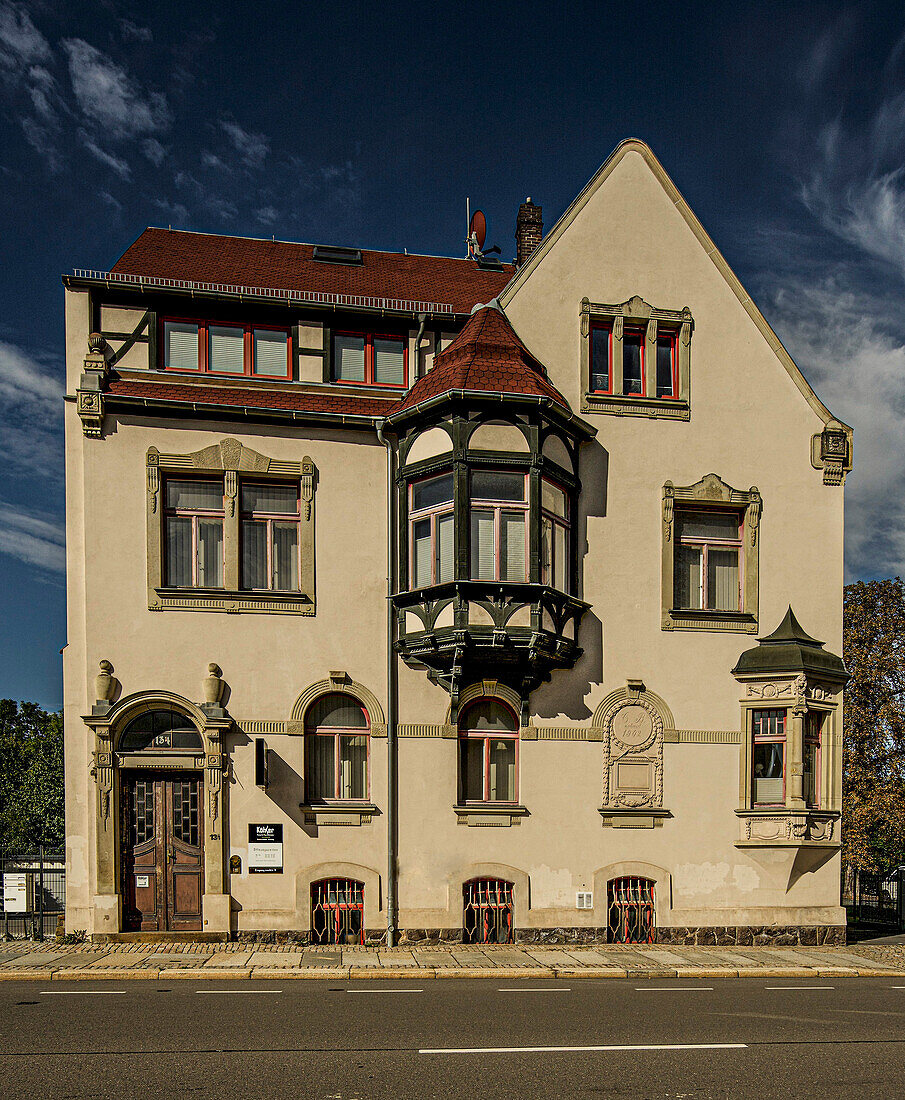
[63,143,846,938]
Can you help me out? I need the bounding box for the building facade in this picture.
[63,140,852,945]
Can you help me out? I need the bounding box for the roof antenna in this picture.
[466,202,487,259]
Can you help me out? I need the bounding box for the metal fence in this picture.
[0,848,65,940]
[843,865,905,931]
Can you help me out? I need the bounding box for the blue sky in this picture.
[1,0,904,709]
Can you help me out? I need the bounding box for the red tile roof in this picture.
[106,377,399,419]
[392,305,570,414]
[111,228,514,314]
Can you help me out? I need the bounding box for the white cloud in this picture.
[99,189,122,212]
[142,137,165,166]
[0,502,64,573]
[219,120,269,168]
[119,19,152,43]
[255,205,279,226]
[62,37,169,139]
[78,129,131,179]
[0,339,62,479]
[0,3,50,73]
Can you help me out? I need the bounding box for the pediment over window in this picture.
[148,437,313,476]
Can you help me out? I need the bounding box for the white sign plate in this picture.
[3,873,28,913]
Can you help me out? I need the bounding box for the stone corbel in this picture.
[146,450,160,513]
[662,483,675,541]
[77,334,110,438]
[747,489,761,546]
[811,420,852,486]
[91,728,114,829]
[300,458,317,520]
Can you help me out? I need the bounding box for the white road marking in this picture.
[195,989,282,994]
[40,990,127,995]
[345,988,423,994]
[419,1043,747,1055]
[635,987,714,992]
[497,987,571,992]
[890,986,905,989]
[765,986,835,991]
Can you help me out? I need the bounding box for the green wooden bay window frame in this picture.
[580,295,693,419]
[146,439,317,614]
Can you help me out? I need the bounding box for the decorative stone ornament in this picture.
[95,660,116,703]
[76,334,110,438]
[811,419,852,486]
[203,663,224,708]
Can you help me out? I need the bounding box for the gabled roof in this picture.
[500,139,850,434]
[390,303,571,416]
[732,607,848,683]
[110,228,514,314]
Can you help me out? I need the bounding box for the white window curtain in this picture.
[460,739,484,801]
[254,329,287,376]
[166,480,223,511]
[437,514,454,583]
[488,739,515,801]
[674,546,702,609]
[308,735,335,800]
[708,549,739,611]
[208,326,245,374]
[165,322,199,370]
[272,522,299,591]
[166,516,192,586]
[196,519,223,586]
[340,736,367,800]
[242,520,268,590]
[373,338,405,385]
[334,335,366,381]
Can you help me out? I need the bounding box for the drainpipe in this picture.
[376,419,398,947]
[414,313,427,378]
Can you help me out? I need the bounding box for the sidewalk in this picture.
[1,939,904,980]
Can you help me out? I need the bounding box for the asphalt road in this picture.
[1,977,904,1099]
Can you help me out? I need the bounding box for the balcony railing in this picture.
[392,580,589,696]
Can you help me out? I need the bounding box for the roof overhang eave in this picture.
[382,388,596,438]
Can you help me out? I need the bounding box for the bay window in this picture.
[752,709,785,806]
[410,472,454,588]
[674,509,742,612]
[241,483,301,592]
[470,470,528,582]
[332,331,407,387]
[804,711,822,809]
[164,479,224,588]
[305,693,369,802]
[458,700,518,804]
[541,478,570,592]
[161,319,291,378]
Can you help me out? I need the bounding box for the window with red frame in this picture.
[161,319,291,379]
[458,699,518,804]
[332,331,407,386]
[409,472,454,588]
[804,711,823,808]
[674,509,742,612]
[469,470,528,582]
[304,694,369,802]
[163,479,224,589]
[752,709,785,806]
[590,322,679,399]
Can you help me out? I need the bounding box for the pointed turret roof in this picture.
[732,607,848,683]
[391,302,570,416]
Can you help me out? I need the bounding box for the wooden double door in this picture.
[121,772,204,932]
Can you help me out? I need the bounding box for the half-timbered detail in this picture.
[65,140,850,946]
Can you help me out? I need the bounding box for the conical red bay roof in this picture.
[392,303,570,414]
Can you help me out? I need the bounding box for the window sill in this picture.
[151,587,314,615]
[454,804,528,827]
[581,392,690,420]
[598,807,672,829]
[735,808,839,848]
[300,802,379,826]
[662,609,757,634]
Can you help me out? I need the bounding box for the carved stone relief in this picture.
[602,697,664,810]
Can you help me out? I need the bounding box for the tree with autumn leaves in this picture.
[843,578,905,872]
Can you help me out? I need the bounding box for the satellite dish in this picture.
[469,209,487,254]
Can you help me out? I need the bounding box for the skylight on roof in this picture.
[312,245,363,266]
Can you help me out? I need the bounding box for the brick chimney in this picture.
[515,198,543,267]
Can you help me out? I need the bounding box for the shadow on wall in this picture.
[227,731,317,838]
[533,439,608,722]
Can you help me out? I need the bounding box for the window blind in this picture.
[674,546,702,609]
[196,519,223,586]
[708,548,739,610]
[340,735,367,800]
[501,512,526,582]
[471,510,495,580]
[209,326,245,374]
[242,520,267,590]
[164,322,199,371]
[413,519,432,587]
[254,329,287,377]
[308,735,335,801]
[273,522,299,591]
[437,514,454,583]
[166,480,223,511]
[166,516,192,586]
[241,483,298,514]
[374,338,405,385]
[334,335,366,381]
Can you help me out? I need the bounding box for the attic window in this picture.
[477,256,503,271]
[312,245,363,266]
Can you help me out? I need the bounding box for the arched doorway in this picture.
[119,709,205,932]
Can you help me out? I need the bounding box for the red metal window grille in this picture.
[607,877,655,944]
[463,878,514,944]
[310,878,364,945]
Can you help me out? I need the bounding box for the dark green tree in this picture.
[842,579,905,872]
[0,700,64,851]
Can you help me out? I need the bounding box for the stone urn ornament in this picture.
[203,663,224,706]
[94,659,116,704]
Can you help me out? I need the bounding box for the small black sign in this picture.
[249,823,283,844]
